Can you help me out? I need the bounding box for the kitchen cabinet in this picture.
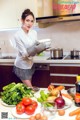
[0,63,50,91]
[0,65,21,91]
[32,63,50,88]
[49,64,80,89]
[0,0,38,29]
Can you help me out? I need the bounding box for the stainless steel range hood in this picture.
[36,14,80,23]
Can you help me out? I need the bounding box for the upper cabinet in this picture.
[0,0,38,29]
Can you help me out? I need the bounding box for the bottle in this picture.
[76,76,80,93]
[75,75,80,107]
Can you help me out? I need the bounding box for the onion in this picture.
[54,91,65,109]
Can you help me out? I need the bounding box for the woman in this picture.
[11,9,50,88]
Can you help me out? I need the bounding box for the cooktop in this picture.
[47,55,80,60]
[47,55,66,60]
[64,55,80,60]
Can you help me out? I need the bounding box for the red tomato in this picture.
[32,100,38,108]
[16,103,25,114]
[25,105,35,115]
[22,97,32,106]
[19,101,24,104]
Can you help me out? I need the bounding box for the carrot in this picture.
[55,85,65,91]
[76,113,80,120]
[62,93,73,100]
[69,108,80,116]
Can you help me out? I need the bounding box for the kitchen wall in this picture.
[37,20,80,52]
[0,20,80,54]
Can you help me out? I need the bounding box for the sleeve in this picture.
[14,35,29,58]
[34,30,40,45]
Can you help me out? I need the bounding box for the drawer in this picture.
[50,66,80,74]
[50,76,76,84]
[50,76,76,89]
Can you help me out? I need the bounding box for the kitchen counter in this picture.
[1,52,80,65]
[33,56,80,64]
[0,89,79,120]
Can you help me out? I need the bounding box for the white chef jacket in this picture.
[11,28,37,69]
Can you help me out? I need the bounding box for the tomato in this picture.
[16,103,25,114]
[19,101,24,104]
[32,100,38,108]
[25,105,35,115]
[22,97,32,106]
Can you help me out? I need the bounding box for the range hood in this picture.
[36,13,80,23]
[36,0,80,23]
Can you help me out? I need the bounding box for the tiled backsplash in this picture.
[0,20,80,53]
[0,29,17,53]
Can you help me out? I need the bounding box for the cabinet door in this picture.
[49,65,79,89]
[15,0,38,27]
[50,66,80,74]
[32,69,50,88]
[50,75,76,89]
[0,0,18,29]
[0,65,21,91]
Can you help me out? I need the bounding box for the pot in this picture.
[70,50,80,58]
[50,48,63,59]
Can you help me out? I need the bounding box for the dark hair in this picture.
[21,9,35,20]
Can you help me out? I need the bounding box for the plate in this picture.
[56,104,71,110]
[29,86,40,92]
[32,86,40,92]
[1,99,15,107]
[42,102,72,112]
[39,39,51,43]
[11,102,41,118]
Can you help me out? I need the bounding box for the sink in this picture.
[0,56,16,59]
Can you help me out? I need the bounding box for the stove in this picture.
[64,55,80,60]
[47,55,66,60]
[47,55,80,60]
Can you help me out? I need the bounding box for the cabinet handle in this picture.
[51,83,75,87]
[50,73,78,77]
[50,64,80,67]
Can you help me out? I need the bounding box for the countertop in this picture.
[0,88,79,120]
[1,52,80,65]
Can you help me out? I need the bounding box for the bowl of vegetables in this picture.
[41,101,57,118]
